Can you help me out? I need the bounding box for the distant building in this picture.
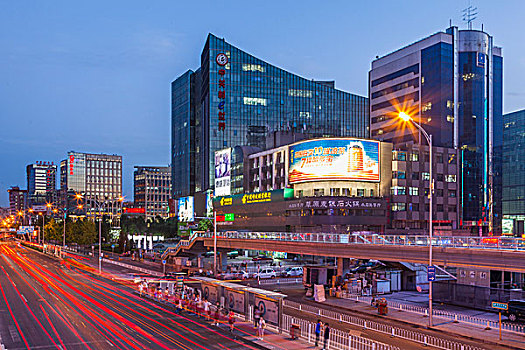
[369,26,503,234]
[171,33,369,200]
[133,166,171,219]
[502,109,525,235]
[26,161,57,206]
[7,186,27,219]
[60,151,123,222]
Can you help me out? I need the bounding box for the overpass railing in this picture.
[162,231,525,258]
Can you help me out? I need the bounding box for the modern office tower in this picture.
[369,26,503,234]
[133,166,171,220]
[26,161,57,206]
[8,186,27,218]
[502,109,525,235]
[60,151,123,220]
[171,33,369,199]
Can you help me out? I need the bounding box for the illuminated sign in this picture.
[289,138,380,183]
[123,208,146,214]
[214,189,293,207]
[214,148,231,196]
[217,52,228,131]
[178,196,194,222]
[69,154,75,175]
[502,219,513,235]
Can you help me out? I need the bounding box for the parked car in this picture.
[505,300,525,322]
[227,250,239,259]
[282,266,303,277]
[252,255,273,262]
[253,268,276,279]
[222,270,250,280]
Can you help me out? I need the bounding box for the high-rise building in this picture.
[7,186,27,218]
[60,151,123,220]
[502,109,525,235]
[133,166,171,219]
[369,27,503,234]
[171,33,369,199]
[26,161,57,206]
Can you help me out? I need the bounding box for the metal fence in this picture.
[284,300,487,350]
[281,314,399,350]
[342,293,525,336]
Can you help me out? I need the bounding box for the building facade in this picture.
[171,33,369,199]
[502,109,525,235]
[369,27,503,234]
[7,186,27,218]
[133,166,171,219]
[26,161,57,206]
[60,151,123,220]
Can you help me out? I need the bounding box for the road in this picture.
[0,243,266,350]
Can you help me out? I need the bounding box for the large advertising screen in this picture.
[214,148,231,196]
[289,138,380,183]
[178,196,194,222]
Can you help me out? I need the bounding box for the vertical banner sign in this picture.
[216,53,228,131]
[214,148,231,196]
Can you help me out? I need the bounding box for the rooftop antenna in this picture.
[462,4,478,30]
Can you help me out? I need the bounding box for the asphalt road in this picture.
[0,243,266,350]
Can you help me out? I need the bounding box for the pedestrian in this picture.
[203,299,211,320]
[257,317,266,340]
[164,287,170,302]
[315,319,322,347]
[322,323,330,350]
[370,296,376,307]
[253,305,261,328]
[213,302,221,326]
[138,282,144,297]
[228,310,236,333]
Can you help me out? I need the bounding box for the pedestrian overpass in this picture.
[162,231,525,272]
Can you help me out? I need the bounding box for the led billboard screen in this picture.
[214,148,231,196]
[178,196,194,222]
[289,138,380,183]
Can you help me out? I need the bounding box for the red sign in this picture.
[123,208,145,214]
[217,53,227,132]
[216,215,225,222]
[69,155,75,175]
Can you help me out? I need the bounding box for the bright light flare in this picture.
[398,111,412,122]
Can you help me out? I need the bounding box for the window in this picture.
[391,186,406,195]
[342,188,351,196]
[449,190,457,197]
[423,152,430,162]
[412,172,419,180]
[357,189,365,196]
[410,203,419,211]
[409,152,419,161]
[446,175,457,183]
[437,174,444,182]
[370,189,374,197]
[313,189,324,197]
[409,187,419,195]
[436,189,443,197]
[391,203,406,211]
[393,171,406,179]
[393,151,407,161]
[437,204,443,212]
[448,206,457,212]
[330,188,340,196]
[447,115,454,123]
[243,97,267,106]
[242,63,265,72]
[296,190,304,198]
[288,89,313,98]
[437,154,443,163]
[422,172,430,180]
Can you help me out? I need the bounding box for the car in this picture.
[282,266,303,277]
[227,250,239,259]
[505,300,525,322]
[252,255,273,262]
[253,268,276,279]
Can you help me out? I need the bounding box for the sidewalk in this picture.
[316,295,525,349]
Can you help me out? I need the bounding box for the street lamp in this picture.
[62,193,85,255]
[398,111,434,327]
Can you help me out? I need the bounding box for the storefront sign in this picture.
[214,189,294,208]
[287,198,383,210]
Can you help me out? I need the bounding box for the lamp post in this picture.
[398,111,434,327]
[63,193,84,254]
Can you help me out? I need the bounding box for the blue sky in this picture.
[1,0,524,205]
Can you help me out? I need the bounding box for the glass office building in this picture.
[502,109,525,235]
[172,33,369,198]
[369,27,503,234]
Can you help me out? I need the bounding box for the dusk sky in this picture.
[1,0,524,206]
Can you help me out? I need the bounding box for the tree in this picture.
[44,218,62,243]
[198,219,213,232]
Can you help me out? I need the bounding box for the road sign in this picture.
[491,301,508,310]
[111,244,115,249]
[427,266,436,282]
[162,260,166,265]
[225,213,235,221]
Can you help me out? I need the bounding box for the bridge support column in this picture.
[219,251,228,274]
[337,257,344,277]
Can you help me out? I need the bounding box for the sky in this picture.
[1,0,524,206]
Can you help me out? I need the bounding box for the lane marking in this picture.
[21,294,28,303]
